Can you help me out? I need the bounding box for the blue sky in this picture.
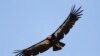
[0,0,100,56]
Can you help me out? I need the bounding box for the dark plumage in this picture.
[14,5,83,56]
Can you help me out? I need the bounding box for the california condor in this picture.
[14,5,83,56]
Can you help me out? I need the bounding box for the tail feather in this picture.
[53,41,65,51]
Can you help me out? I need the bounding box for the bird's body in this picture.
[14,5,83,56]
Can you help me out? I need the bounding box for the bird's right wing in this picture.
[14,39,52,56]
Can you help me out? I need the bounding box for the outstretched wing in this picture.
[14,5,83,56]
[53,5,83,40]
[14,39,52,56]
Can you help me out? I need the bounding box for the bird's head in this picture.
[47,35,52,40]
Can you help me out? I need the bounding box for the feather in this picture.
[53,5,83,41]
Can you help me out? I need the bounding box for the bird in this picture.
[14,5,83,56]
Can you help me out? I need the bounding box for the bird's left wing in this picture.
[52,5,83,40]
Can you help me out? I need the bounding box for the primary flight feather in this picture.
[14,5,83,56]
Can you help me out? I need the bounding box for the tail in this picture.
[53,41,65,51]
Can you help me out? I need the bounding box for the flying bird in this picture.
[14,5,83,56]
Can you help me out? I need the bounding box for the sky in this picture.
[0,0,100,56]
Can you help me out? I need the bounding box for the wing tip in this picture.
[71,5,83,13]
[70,4,83,18]
[13,50,24,56]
